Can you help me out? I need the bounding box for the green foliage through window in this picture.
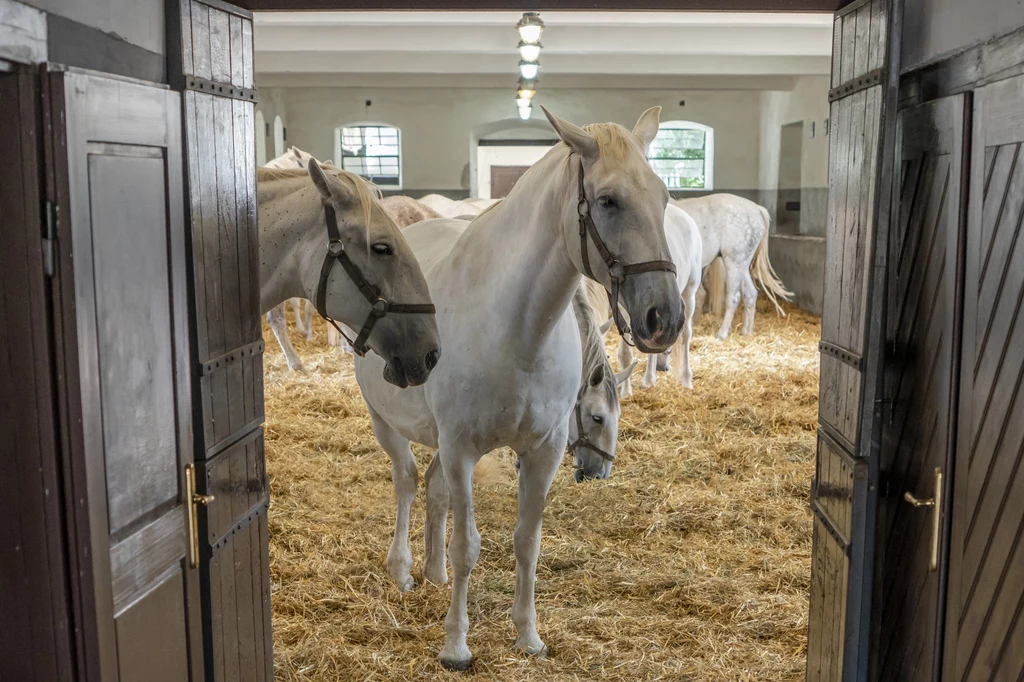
[649,126,708,189]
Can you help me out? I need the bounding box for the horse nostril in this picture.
[424,348,440,370]
[646,306,662,337]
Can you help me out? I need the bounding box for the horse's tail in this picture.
[751,205,793,317]
[704,258,727,317]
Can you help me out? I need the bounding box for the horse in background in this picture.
[673,194,792,340]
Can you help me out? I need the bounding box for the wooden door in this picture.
[874,94,968,681]
[168,1,273,680]
[943,73,1024,682]
[806,0,899,679]
[490,165,530,198]
[0,65,75,682]
[45,66,201,681]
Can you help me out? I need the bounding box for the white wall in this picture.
[263,85,765,193]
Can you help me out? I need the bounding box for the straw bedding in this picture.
[263,302,821,681]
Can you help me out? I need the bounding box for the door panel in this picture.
[490,165,530,198]
[944,73,1024,682]
[169,1,273,678]
[47,67,201,681]
[806,0,896,678]
[874,94,967,682]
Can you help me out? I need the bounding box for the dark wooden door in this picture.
[874,94,968,682]
[490,165,530,198]
[943,73,1024,682]
[169,1,273,680]
[806,0,899,679]
[0,65,74,682]
[45,67,202,681]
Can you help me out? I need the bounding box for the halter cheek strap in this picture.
[314,203,435,357]
[566,385,615,463]
[575,159,676,347]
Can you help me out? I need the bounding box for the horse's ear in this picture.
[632,106,662,153]
[589,364,606,388]
[307,158,355,207]
[598,318,613,336]
[541,106,598,160]
[614,360,638,386]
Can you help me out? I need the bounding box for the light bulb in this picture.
[518,105,532,121]
[518,61,539,80]
[517,80,537,100]
[516,12,545,44]
[517,41,542,62]
[516,97,532,108]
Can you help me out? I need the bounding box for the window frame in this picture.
[649,120,714,191]
[334,122,403,189]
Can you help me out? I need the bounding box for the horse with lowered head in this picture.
[259,160,439,386]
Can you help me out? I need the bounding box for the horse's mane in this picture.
[572,282,617,403]
[257,164,389,231]
[581,122,646,164]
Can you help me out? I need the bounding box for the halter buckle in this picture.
[327,239,344,257]
[577,197,590,217]
[370,297,389,316]
[607,260,625,282]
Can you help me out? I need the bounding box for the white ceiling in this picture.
[253,11,834,85]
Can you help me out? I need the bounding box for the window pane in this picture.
[650,158,706,189]
[648,125,708,188]
[339,125,401,185]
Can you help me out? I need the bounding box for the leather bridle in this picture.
[314,203,435,357]
[575,158,676,348]
[566,385,615,463]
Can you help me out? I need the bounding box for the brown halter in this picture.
[314,203,436,357]
[566,385,615,463]
[575,158,676,347]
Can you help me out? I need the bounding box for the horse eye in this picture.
[372,243,393,255]
[592,414,604,424]
[598,196,617,209]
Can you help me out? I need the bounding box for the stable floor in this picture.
[263,303,820,681]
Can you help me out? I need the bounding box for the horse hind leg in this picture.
[368,407,419,592]
[675,283,698,389]
[740,270,758,336]
[716,259,744,341]
[641,352,657,389]
[267,304,306,372]
[423,453,450,586]
[301,299,315,340]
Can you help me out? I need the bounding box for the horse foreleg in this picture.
[740,270,758,336]
[438,443,481,670]
[617,339,633,398]
[641,353,657,389]
[369,407,418,592]
[289,298,305,334]
[423,453,450,586]
[676,283,698,389]
[267,304,305,372]
[716,259,744,341]
[511,440,562,658]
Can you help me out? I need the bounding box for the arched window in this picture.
[335,123,402,188]
[649,121,714,190]
[255,110,267,166]
[273,115,285,159]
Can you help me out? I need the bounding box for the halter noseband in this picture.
[575,158,676,347]
[314,203,435,357]
[566,385,615,464]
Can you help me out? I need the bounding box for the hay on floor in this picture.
[263,301,820,681]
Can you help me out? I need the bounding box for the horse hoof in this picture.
[439,657,473,672]
[516,643,549,659]
[422,568,448,586]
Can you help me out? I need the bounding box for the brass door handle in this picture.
[185,464,215,568]
[903,467,943,572]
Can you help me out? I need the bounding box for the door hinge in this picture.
[43,200,58,277]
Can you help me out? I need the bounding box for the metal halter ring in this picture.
[327,239,344,256]
[577,197,590,216]
[370,298,388,316]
